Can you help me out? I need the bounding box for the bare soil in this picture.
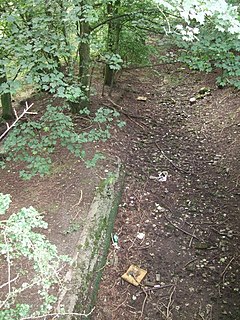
[0,62,240,320]
[94,64,240,320]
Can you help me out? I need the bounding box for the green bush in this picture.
[0,193,70,320]
[174,27,240,88]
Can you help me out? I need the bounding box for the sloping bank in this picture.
[57,159,125,319]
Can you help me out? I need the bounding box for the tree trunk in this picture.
[78,19,91,110]
[104,0,121,86]
[0,73,14,120]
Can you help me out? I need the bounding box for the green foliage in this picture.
[1,105,122,179]
[0,193,11,214]
[103,53,123,71]
[0,193,70,319]
[175,27,240,88]
[156,0,240,37]
[93,107,119,123]
[119,28,155,66]
[0,304,30,320]
[93,107,125,129]
[0,0,238,178]
[155,0,240,88]
[85,153,106,168]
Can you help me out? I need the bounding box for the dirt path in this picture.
[94,64,240,320]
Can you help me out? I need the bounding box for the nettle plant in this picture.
[1,104,124,180]
[0,193,71,320]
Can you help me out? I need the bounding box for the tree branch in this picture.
[0,102,34,141]
[91,9,158,32]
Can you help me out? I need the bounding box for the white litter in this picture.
[150,171,168,182]
[137,232,145,240]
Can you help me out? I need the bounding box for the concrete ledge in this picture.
[57,159,125,319]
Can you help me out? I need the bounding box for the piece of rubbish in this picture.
[122,265,147,286]
[156,273,161,282]
[111,233,120,249]
[144,280,156,287]
[190,87,211,105]
[137,96,147,101]
[155,203,167,212]
[158,171,168,181]
[136,232,145,240]
[150,171,168,182]
[189,97,197,104]
[198,87,211,95]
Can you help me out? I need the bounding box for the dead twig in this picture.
[189,228,196,247]
[157,285,176,320]
[198,303,213,320]
[0,102,34,141]
[184,258,198,269]
[166,286,175,320]
[155,143,190,175]
[0,274,19,290]
[140,289,148,319]
[211,227,234,239]
[221,256,235,281]
[105,98,148,131]
[71,190,83,220]
[20,307,95,319]
[107,98,146,119]
[164,215,201,241]
[112,292,129,312]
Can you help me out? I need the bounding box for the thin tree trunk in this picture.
[78,19,90,109]
[0,73,14,120]
[69,1,91,114]
[104,0,121,86]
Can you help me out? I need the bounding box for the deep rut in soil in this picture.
[94,65,240,320]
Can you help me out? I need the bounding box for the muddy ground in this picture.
[93,64,240,320]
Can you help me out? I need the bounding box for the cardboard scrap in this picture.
[121,265,147,286]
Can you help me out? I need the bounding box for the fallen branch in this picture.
[20,307,95,320]
[164,215,201,241]
[221,256,235,280]
[184,258,198,269]
[105,98,150,131]
[189,228,196,247]
[0,274,19,290]
[112,292,129,312]
[155,142,190,175]
[140,290,148,318]
[107,98,146,120]
[166,286,175,320]
[0,102,34,141]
